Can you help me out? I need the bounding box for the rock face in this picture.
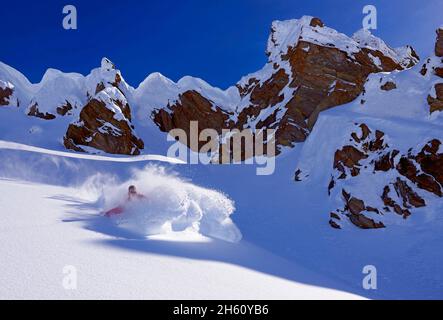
[323,123,442,229]
[428,83,443,113]
[27,103,56,120]
[64,98,144,155]
[423,27,443,113]
[0,84,13,106]
[151,16,418,155]
[1,57,144,155]
[64,59,144,155]
[153,90,234,150]
[436,27,443,57]
[380,81,397,91]
[0,17,420,157]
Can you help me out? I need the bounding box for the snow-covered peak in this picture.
[134,72,240,121]
[0,61,32,89]
[137,72,176,92]
[353,29,418,68]
[85,58,133,99]
[266,16,361,60]
[39,68,84,86]
[266,16,313,59]
[101,57,115,71]
[30,69,86,116]
[266,16,418,69]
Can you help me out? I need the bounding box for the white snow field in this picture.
[0,177,363,299]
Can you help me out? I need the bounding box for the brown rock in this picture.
[309,17,324,28]
[153,90,234,151]
[420,63,428,76]
[393,178,426,208]
[334,145,368,178]
[348,213,385,229]
[415,139,443,187]
[347,197,366,215]
[329,219,341,229]
[342,192,385,229]
[151,19,418,157]
[374,150,399,172]
[64,99,143,155]
[56,101,73,116]
[0,86,13,106]
[248,68,289,110]
[328,177,335,195]
[381,185,411,218]
[27,103,56,120]
[397,156,442,197]
[435,28,443,57]
[380,81,397,91]
[428,83,443,113]
[330,212,341,220]
[95,82,105,94]
[435,67,443,78]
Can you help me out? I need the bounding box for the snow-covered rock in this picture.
[150,16,419,155]
[0,61,34,108]
[435,27,443,57]
[64,59,144,155]
[294,24,443,230]
[0,16,429,159]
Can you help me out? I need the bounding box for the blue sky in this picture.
[2,0,442,88]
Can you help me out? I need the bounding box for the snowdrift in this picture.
[94,165,242,243]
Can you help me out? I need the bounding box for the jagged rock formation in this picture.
[421,27,443,113]
[312,123,442,229]
[0,16,438,165]
[0,81,14,106]
[64,58,144,155]
[151,16,418,154]
[294,23,443,230]
[435,27,443,57]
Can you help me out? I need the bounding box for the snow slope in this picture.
[1,139,442,299]
[0,178,363,299]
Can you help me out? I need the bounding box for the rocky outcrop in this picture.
[381,81,397,91]
[64,59,144,155]
[64,98,143,155]
[0,81,14,106]
[436,27,443,57]
[329,189,385,229]
[428,83,443,113]
[318,123,443,229]
[152,16,418,156]
[0,87,13,106]
[423,27,443,113]
[56,102,73,116]
[27,103,56,120]
[153,90,234,150]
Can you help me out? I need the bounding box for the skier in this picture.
[105,185,146,217]
[127,185,146,201]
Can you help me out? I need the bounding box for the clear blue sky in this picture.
[2,0,442,88]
